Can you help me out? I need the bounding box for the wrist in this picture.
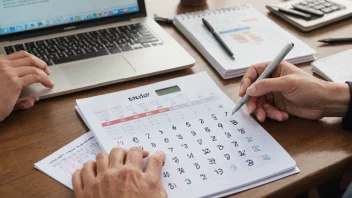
[323,82,351,117]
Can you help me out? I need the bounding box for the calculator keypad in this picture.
[292,0,346,20]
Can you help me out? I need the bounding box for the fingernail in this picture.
[50,80,55,86]
[28,101,34,107]
[156,151,165,155]
[247,86,256,95]
[239,84,243,95]
[22,101,33,109]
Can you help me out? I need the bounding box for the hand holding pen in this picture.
[233,43,349,122]
[232,43,294,115]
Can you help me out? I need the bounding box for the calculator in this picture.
[267,0,352,32]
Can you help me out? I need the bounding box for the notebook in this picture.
[34,72,299,197]
[173,4,316,79]
[312,49,352,83]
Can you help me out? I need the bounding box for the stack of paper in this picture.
[312,49,352,83]
[174,4,316,79]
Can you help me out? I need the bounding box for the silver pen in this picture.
[232,43,294,115]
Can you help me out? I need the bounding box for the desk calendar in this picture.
[35,72,299,197]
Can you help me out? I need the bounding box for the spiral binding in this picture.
[178,4,250,20]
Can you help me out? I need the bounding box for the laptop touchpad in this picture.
[59,55,136,86]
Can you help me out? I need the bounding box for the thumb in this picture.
[246,77,292,97]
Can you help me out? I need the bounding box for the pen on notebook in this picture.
[154,14,174,24]
[202,18,235,60]
[318,37,352,44]
[232,43,294,115]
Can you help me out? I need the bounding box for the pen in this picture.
[154,14,174,24]
[277,7,312,20]
[318,37,352,44]
[202,18,235,60]
[232,43,294,115]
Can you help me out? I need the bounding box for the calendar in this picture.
[73,72,297,197]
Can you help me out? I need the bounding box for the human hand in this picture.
[72,147,167,198]
[239,61,350,121]
[0,51,54,122]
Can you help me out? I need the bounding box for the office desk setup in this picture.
[0,0,352,197]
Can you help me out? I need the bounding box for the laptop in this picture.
[266,0,352,32]
[0,0,195,99]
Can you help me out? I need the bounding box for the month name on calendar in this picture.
[92,92,273,192]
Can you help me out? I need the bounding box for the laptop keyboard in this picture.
[3,23,163,66]
[292,0,346,19]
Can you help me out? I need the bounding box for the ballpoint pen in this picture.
[202,18,235,60]
[318,37,352,44]
[232,43,294,115]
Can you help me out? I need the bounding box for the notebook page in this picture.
[312,49,352,83]
[76,72,296,198]
[174,5,315,73]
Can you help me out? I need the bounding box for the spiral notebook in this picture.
[174,4,316,79]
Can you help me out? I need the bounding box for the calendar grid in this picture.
[101,96,217,127]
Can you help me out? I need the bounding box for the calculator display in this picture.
[156,86,181,96]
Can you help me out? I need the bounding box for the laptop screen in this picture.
[0,0,139,35]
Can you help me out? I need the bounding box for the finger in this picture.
[19,74,54,88]
[246,76,293,97]
[8,53,51,75]
[242,62,270,84]
[5,51,31,60]
[254,98,266,122]
[246,97,257,113]
[14,97,36,110]
[72,169,84,195]
[125,147,145,169]
[13,57,51,75]
[96,152,109,176]
[81,160,97,186]
[17,67,54,88]
[263,103,289,121]
[239,77,251,97]
[109,147,126,168]
[144,151,166,176]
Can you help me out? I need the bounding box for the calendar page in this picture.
[76,72,296,198]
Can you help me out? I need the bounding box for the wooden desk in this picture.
[1,0,352,197]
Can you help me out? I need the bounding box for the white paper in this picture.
[312,49,352,83]
[35,132,102,189]
[35,130,299,195]
[75,72,297,198]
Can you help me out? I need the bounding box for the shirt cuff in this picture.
[342,81,352,130]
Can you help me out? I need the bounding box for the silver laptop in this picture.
[267,0,352,32]
[0,0,195,99]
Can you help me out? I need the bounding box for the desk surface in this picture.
[1,0,352,197]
